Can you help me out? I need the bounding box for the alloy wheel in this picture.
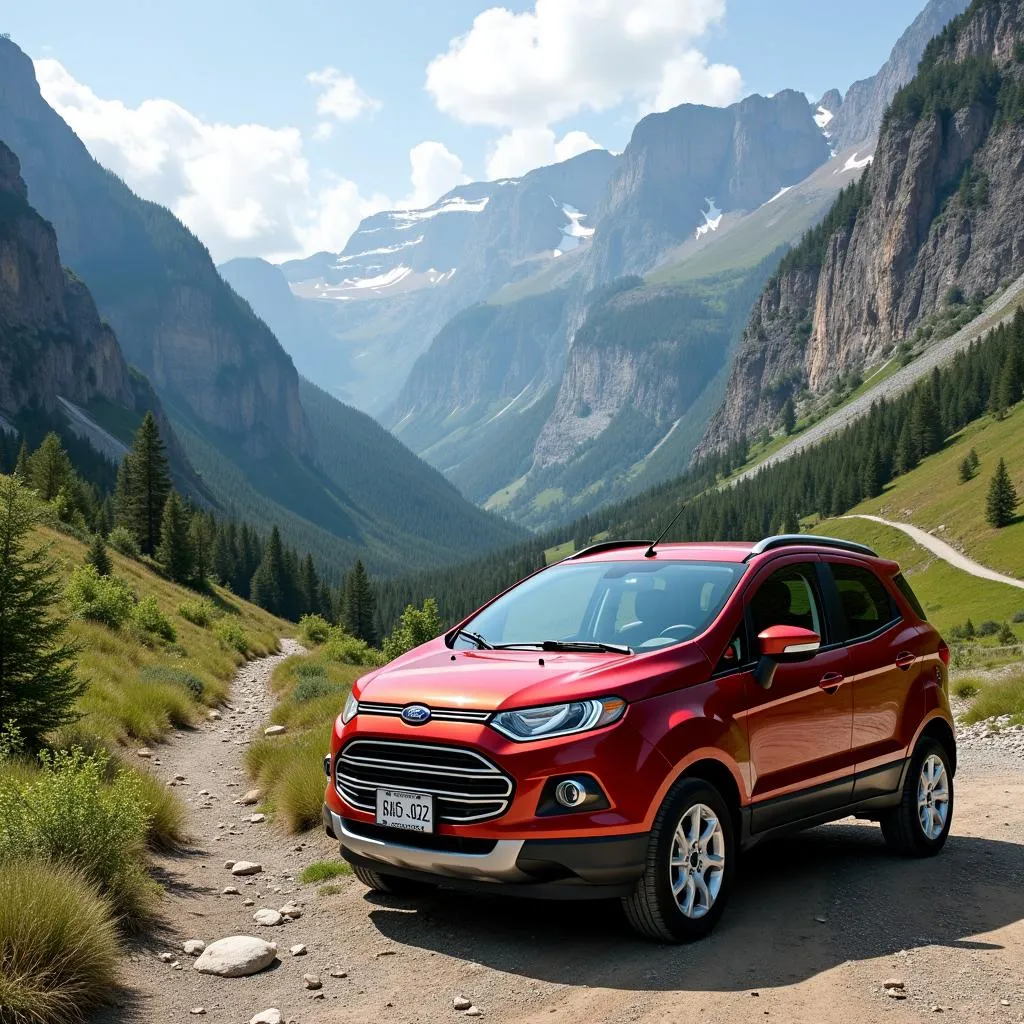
[668,802,725,919]
[917,753,950,840]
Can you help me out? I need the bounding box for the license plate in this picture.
[375,788,434,833]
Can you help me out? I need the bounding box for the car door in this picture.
[822,557,924,799]
[742,557,854,833]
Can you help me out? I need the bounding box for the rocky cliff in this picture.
[0,37,308,460]
[698,0,1024,458]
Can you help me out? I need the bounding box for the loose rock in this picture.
[253,908,284,927]
[157,952,175,963]
[136,748,153,758]
[264,725,287,736]
[239,789,262,806]
[192,936,278,977]
[883,979,906,991]
[250,813,266,823]
[249,1011,283,1024]
[190,1009,206,1016]
[454,996,472,1010]
[290,944,307,957]
[303,973,322,990]
[232,861,263,876]
[329,967,347,978]
[466,1007,482,1017]
[223,886,240,895]
[279,903,302,919]
[183,939,206,956]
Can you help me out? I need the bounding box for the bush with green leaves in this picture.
[322,626,385,667]
[215,618,250,654]
[107,524,141,558]
[178,597,218,628]
[64,564,135,629]
[298,613,332,646]
[382,598,444,662]
[139,665,204,701]
[293,671,347,704]
[132,596,176,642]
[977,619,1001,637]
[0,748,157,923]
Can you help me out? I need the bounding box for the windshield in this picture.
[456,560,745,652]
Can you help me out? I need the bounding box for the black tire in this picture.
[351,863,435,896]
[880,738,954,857]
[622,777,736,942]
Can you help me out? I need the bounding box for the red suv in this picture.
[322,535,955,941]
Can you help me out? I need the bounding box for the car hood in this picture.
[356,642,710,710]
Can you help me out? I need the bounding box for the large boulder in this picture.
[192,936,278,978]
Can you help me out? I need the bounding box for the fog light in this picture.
[554,778,588,808]
[323,755,331,778]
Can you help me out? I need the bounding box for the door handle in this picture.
[895,651,915,671]
[818,672,845,691]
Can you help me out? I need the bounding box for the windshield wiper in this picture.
[453,628,493,650]
[492,640,633,655]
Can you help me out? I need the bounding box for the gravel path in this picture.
[844,513,1024,589]
[735,271,1024,484]
[95,641,1024,1024]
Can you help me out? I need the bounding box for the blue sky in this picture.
[4,0,929,262]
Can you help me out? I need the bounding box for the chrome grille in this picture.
[335,739,513,823]
[358,701,491,724]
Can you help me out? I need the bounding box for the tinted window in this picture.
[459,560,745,652]
[749,564,824,638]
[830,564,898,641]
[893,572,927,620]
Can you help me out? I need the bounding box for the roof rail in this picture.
[746,534,877,561]
[568,540,653,560]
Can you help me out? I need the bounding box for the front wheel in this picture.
[880,738,954,856]
[622,777,735,942]
[351,863,436,897]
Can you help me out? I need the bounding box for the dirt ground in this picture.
[97,643,1024,1024]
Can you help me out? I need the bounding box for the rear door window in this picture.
[829,563,899,642]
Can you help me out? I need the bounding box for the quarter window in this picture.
[830,564,898,642]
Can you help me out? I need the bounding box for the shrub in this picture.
[107,525,140,558]
[322,627,385,667]
[139,665,205,701]
[293,674,347,703]
[0,748,157,923]
[0,861,119,1024]
[215,618,250,654]
[178,597,218,628]
[952,679,980,700]
[295,660,329,679]
[132,596,176,642]
[299,860,351,884]
[129,764,188,851]
[382,599,444,662]
[997,622,1017,645]
[977,619,1000,637]
[65,565,135,629]
[298,614,332,646]
[960,670,1024,725]
[246,725,332,833]
[1013,610,1024,624]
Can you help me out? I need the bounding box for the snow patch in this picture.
[553,202,595,256]
[485,383,533,425]
[336,236,423,264]
[695,198,723,240]
[388,195,490,230]
[647,418,682,459]
[348,266,412,290]
[765,185,793,205]
[837,151,874,174]
[813,106,834,130]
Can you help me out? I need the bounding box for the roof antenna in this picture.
[644,498,690,558]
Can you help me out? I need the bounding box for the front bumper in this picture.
[325,805,647,899]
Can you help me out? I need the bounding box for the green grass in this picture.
[544,540,575,564]
[0,861,120,1024]
[957,670,1024,725]
[299,860,352,884]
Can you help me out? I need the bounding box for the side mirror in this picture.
[753,625,821,689]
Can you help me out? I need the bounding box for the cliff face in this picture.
[698,0,1024,458]
[0,37,308,459]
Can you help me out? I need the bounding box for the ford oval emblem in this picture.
[401,704,431,726]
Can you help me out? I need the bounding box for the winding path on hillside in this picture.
[843,513,1024,590]
[735,271,1024,484]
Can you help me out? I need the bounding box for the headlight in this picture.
[490,696,626,741]
[341,691,359,725]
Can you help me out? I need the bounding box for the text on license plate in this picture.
[375,788,434,833]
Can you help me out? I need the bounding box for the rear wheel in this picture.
[622,777,735,942]
[351,863,436,896]
[880,738,954,857]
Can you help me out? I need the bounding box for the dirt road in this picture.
[844,514,1024,589]
[100,643,1024,1024]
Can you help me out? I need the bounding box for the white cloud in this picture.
[306,67,381,122]
[426,0,742,129]
[34,58,387,261]
[403,141,470,209]
[485,127,603,180]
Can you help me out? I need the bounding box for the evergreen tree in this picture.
[910,387,943,458]
[318,580,335,622]
[113,454,135,531]
[958,454,975,483]
[861,444,884,498]
[13,440,29,481]
[85,533,112,576]
[0,432,6,474]
[342,560,377,644]
[156,492,193,584]
[985,457,1018,528]
[251,526,288,616]
[780,397,796,436]
[130,412,171,556]
[299,554,319,617]
[29,432,73,501]
[895,422,919,475]
[968,447,980,473]
[993,350,1020,418]
[188,512,213,586]
[212,523,236,588]
[0,476,83,749]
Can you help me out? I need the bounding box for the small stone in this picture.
[264,725,287,736]
[465,1007,482,1017]
[814,915,827,923]
[250,813,266,824]
[224,860,236,870]
[303,973,322,990]
[209,710,222,720]
[243,899,255,907]
[136,748,153,758]
[232,861,263,876]
[249,1011,283,1024]
[223,886,240,895]
[1000,999,1011,1006]
[883,979,906,991]
[253,908,284,927]
[190,1010,206,1016]
[183,940,206,956]
[175,775,186,782]
[310,992,325,1001]
[329,968,347,978]
[887,990,908,1000]
[239,789,262,806]
[376,949,396,957]
[279,904,302,919]
[454,996,472,1010]
[193,936,278,978]
[157,952,175,963]
[290,944,307,957]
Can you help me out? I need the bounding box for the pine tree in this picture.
[910,387,943,458]
[113,454,135,531]
[958,454,975,483]
[188,512,213,586]
[780,397,796,436]
[212,523,236,588]
[130,412,171,555]
[993,350,1020,418]
[250,526,288,616]
[861,444,884,498]
[0,432,6,474]
[13,441,29,481]
[895,422,919,475]
[318,580,335,621]
[342,560,377,644]
[0,476,83,748]
[985,457,1018,528]
[85,533,112,576]
[299,554,319,618]
[968,447,980,473]
[156,492,193,584]
[29,432,73,501]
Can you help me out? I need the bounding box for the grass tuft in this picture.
[959,670,1024,725]
[299,860,352,884]
[0,861,119,1024]
[952,679,981,700]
